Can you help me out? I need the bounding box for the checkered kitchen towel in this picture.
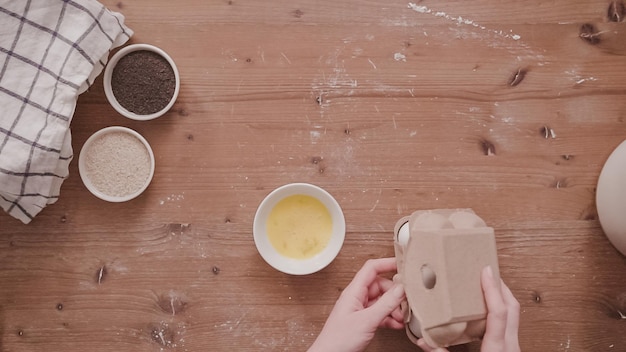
[0,0,132,223]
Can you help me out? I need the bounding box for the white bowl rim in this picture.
[596,139,626,256]
[103,43,180,121]
[78,126,155,202]
[253,183,346,275]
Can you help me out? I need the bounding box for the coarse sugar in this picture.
[84,131,151,197]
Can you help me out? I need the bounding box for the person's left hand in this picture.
[307,258,406,352]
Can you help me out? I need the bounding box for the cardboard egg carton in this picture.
[393,209,500,348]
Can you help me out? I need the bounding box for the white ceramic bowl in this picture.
[253,183,346,275]
[597,139,626,256]
[103,44,180,120]
[78,126,155,202]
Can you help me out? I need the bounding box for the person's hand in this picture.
[417,266,520,352]
[307,258,406,352]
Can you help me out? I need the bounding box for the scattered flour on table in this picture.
[159,193,185,205]
[565,69,598,85]
[407,3,522,41]
[84,132,150,197]
[394,53,407,61]
[311,48,358,113]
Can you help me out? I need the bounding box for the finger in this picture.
[500,281,520,329]
[365,295,379,309]
[390,305,404,322]
[363,279,389,308]
[417,339,449,352]
[364,294,405,323]
[344,258,397,296]
[364,277,390,301]
[417,339,434,351]
[368,276,394,299]
[379,316,405,330]
[500,280,521,348]
[362,283,405,327]
[481,266,508,348]
[373,306,404,326]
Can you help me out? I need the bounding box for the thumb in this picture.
[365,284,405,324]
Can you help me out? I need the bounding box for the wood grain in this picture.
[2,0,626,351]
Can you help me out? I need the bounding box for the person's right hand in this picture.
[417,266,521,352]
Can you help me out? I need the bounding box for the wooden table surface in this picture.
[2,0,626,351]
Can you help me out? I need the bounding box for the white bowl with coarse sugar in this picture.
[78,126,155,202]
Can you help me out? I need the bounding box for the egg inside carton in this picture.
[393,209,500,348]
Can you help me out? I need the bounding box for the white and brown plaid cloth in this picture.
[0,0,133,224]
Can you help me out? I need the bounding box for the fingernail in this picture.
[485,265,493,278]
[392,283,405,297]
